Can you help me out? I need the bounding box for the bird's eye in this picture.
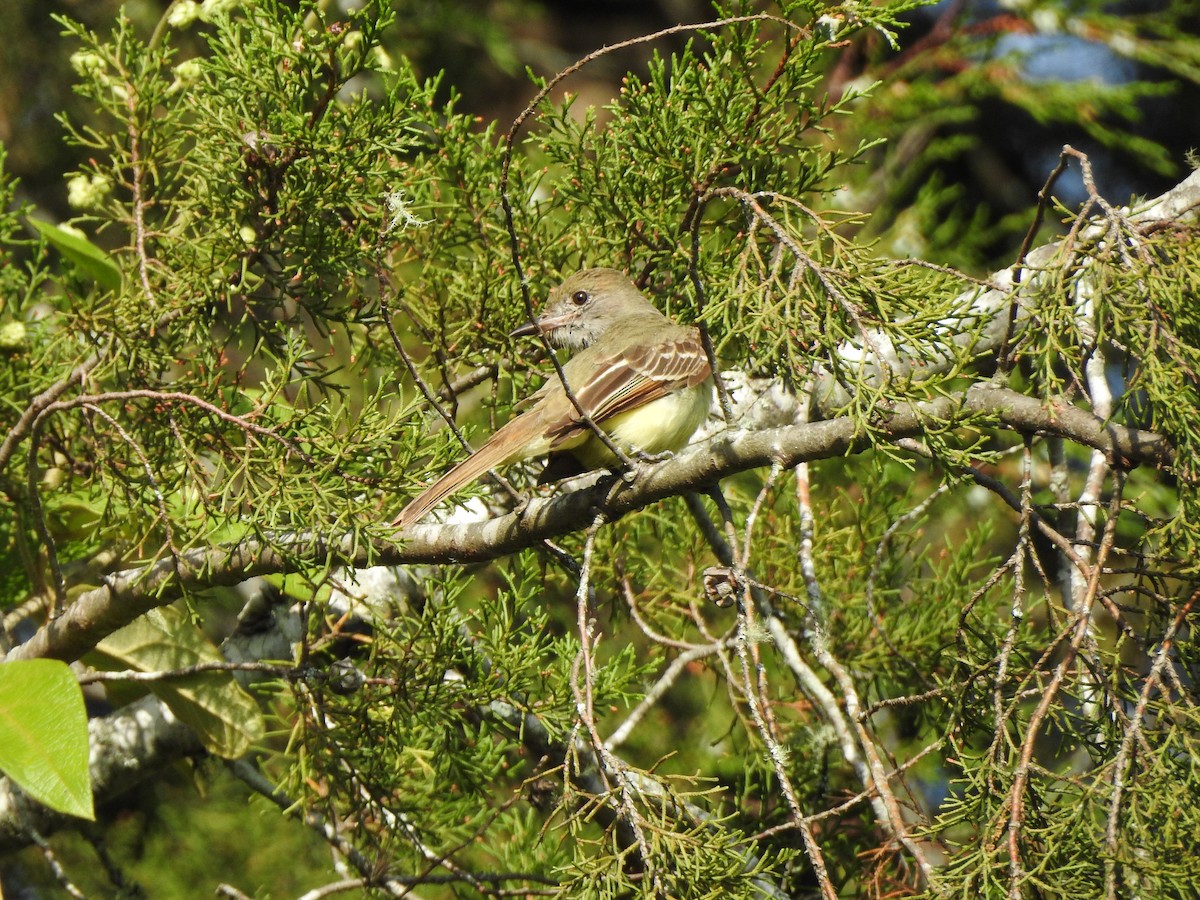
[571,290,589,306]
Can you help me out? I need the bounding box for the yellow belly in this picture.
[572,380,713,468]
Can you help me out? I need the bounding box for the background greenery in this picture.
[1,0,1199,896]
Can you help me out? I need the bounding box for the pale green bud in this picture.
[167,0,201,27]
[167,59,204,94]
[0,321,27,351]
[67,173,112,211]
[69,50,107,79]
[199,0,239,21]
[372,45,394,71]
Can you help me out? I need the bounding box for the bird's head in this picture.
[510,268,664,350]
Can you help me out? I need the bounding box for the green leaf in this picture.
[28,217,122,291]
[0,659,94,821]
[89,607,266,759]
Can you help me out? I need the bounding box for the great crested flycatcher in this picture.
[391,268,713,528]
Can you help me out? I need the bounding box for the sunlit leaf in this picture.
[28,217,122,291]
[0,659,94,821]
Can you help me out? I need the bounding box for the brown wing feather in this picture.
[393,330,710,526]
[546,331,711,450]
[391,410,548,528]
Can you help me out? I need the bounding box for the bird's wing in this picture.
[544,330,711,449]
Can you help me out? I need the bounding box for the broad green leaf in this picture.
[0,659,94,821]
[90,607,265,759]
[28,217,122,291]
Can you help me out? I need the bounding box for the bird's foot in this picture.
[508,493,533,519]
[635,448,675,465]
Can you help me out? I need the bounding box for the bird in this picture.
[391,268,714,529]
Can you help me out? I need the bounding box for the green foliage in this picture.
[2,0,1200,896]
[26,219,122,292]
[1016,227,1200,552]
[10,770,335,896]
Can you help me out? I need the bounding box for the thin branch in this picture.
[119,63,157,307]
[27,828,87,899]
[1103,587,1200,898]
[991,441,1035,770]
[814,165,1200,411]
[792,457,934,887]
[84,402,181,567]
[749,735,948,839]
[77,660,302,684]
[604,643,727,751]
[688,225,736,425]
[688,490,840,899]
[999,149,1069,371]
[231,759,560,897]
[0,358,98,472]
[569,515,665,886]
[702,186,893,368]
[295,879,371,900]
[1000,473,1125,895]
[33,389,340,474]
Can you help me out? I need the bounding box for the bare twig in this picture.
[689,489,840,900]
[32,389,374,482]
[27,828,87,899]
[1103,587,1200,898]
[77,660,302,684]
[999,473,1125,897]
[569,514,665,887]
[792,458,935,888]
[999,150,1069,371]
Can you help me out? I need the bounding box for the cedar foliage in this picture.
[2,0,1200,896]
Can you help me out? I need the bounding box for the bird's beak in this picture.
[509,319,541,338]
[510,313,574,339]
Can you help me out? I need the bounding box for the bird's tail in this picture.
[391,415,542,529]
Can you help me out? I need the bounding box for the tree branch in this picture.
[812,165,1200,411]
[4,384,1174,665]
